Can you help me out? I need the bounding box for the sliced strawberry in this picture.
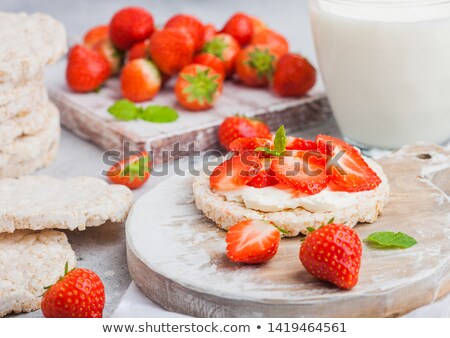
[229,137,272,153]
[316,135,382,192]
[210,154,261,191]
[286,136,317,151]
[226,220,281,264]
[270,152,328,194]
[247,168,278,188]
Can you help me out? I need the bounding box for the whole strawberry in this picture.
[109,7,154,50]
[149,28,195,75]
[218,116,271,151]
[41,263,105,318]
[121,59,161,102]
[272,53,316,97]
[164,14,205,52]
[83,24,109,48]
[221,12,253,46]
[66,44,111,93]
[299,223,362,290]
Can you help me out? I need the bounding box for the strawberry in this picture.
[316,135,382,192]
[251,28,289,56]
[83,24,109,48]
[218,116,271,151]
[92,39,122,75]
[175,64,223,111]
[192,53,226,80]
[66,44,111,93]
[221,12,253,46]
[299,223,362,290]
[126,39,150,63]
[229,137,272,153]
[210,153,261,191]
[226,220,281,264]
[107,151,150,189]
[149,28,195,75]
[41,263,105,318]
[202,33,241,76]
[272,53,316,97]
[109,7,154,50]
[236,44,279,87]
[164,14,205,52]
[120,59,161,102]
[285,136,317,151]
[270,152,328,194]
[249,16,266,37]
[203,23,217,44]
[247,168,279,188]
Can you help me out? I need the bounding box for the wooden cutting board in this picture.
[126,143,450,317]
[47,61,331,165]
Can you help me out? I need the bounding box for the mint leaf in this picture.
[255,147,280,156]
[274,125,286,154]
[364,232,417,249]
[139,106,179,123]
[107,99,140,121]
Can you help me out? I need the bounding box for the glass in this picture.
[309,0,450,149]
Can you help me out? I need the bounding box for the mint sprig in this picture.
[108,99,140,121]
[139,106,179,123]
[255,125,286,156]
[364,231,417,249]
[107,99,179,123]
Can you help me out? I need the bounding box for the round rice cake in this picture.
[0,137,59,178]
[0,12,66,85]
[0,102,60,178]
[0,176,133,233]
[193,158,390,237]
[0,76,46,106]
[0,100,54,146]
[0,84,48,123]
[0,230,76,317]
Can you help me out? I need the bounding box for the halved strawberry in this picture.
[270,152,328,194]
[316,135,382,192]
[229,137,272,153]
[210,154,261,191]
[226,220,281,264]
[286,136,317,151]
[247,168,278,188]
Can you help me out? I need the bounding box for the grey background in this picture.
[0,0,316,62]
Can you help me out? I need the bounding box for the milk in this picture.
[309,0,450,148]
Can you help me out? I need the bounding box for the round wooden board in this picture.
[126,143,450,317]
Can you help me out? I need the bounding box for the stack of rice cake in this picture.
[0,12,67,178]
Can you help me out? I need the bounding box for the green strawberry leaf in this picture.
[107,99,140,121]
[255,147,280,156]
[246,46,276,80]
[274,125,286,154]
[364,231,417,249]
[139,106,179,123]
[254,125,286,157]
[202,37,227,60]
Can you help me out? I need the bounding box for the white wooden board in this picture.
[126,143,450,317]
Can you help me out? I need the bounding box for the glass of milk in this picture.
[309,0,450,149]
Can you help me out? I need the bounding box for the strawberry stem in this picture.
[181,67,219,105]
[245,46,276,80]
[202,37,227,60]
